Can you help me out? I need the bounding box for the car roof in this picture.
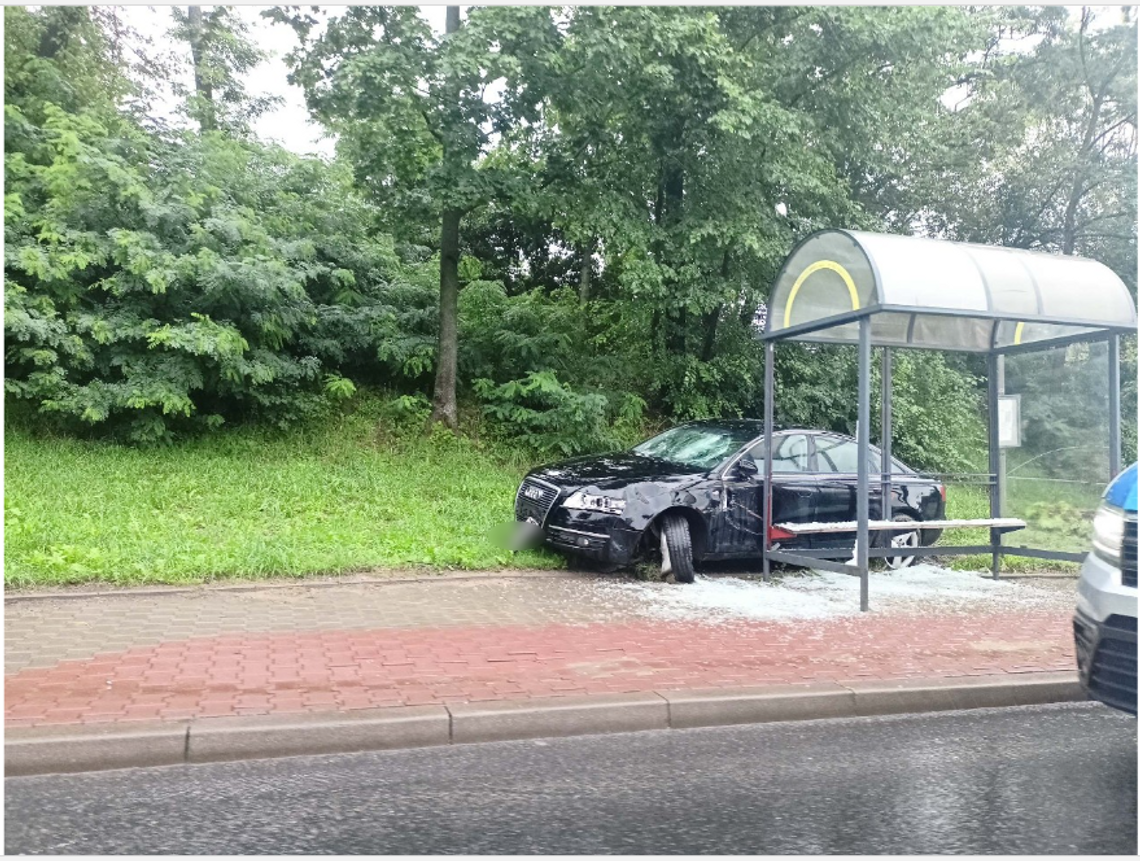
[682,421,900,452]
[682,419,771,431]
[674,421,919,473]
[681,420,823,437]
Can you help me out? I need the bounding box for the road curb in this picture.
[5,672,1085,776]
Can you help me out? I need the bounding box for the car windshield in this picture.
[632,425,760,471]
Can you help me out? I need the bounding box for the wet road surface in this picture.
[5,702,1136,855]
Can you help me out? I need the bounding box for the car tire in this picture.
[662,514,697,584]
[882,513,920,570]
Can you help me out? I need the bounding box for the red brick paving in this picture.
[4,609,1074,728]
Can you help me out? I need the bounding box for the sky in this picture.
[116,5,451,157]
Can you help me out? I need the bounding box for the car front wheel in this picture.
[661,514,696,584]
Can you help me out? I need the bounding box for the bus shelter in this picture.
[759,229,1136,610]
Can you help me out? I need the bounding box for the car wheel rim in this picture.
[886,530,918,570]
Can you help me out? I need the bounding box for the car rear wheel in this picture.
[883,513,920,570]
[661,515,696,584]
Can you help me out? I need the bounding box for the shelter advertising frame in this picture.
[757,229,1136,611]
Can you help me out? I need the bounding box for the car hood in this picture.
[529,451,704,491]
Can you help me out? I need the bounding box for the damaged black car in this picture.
[514,420,945,582]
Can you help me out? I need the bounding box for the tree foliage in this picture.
[5,5,1135,470]
[4,7,433,441]
[170,5,281,134]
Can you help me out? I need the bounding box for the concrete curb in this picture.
[5,672,1085,777]
[3,570,584,604]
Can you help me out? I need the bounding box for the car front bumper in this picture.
[514,493,643,567]
[1073,551,1138,716]
[542,515,642,566]
[544,523,636,560]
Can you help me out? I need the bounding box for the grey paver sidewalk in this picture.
[5,572,638,674]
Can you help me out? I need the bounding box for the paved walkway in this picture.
[5,571,1078,729]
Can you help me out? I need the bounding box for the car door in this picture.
[811,433,884,548]
[712,433,815,557]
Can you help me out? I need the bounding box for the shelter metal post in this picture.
[762,341,774,582]
[881,347,892,522]
[996,355,1006,514]
[987,352,1002,579]
[857,317,871,611]
[1109,335,1121,480]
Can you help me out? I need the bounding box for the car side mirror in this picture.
[736,459,760,480]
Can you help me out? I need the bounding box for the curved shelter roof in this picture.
[764,229,1136,352]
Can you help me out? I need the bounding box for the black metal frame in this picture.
[759,304,1127,612]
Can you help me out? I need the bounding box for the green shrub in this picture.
[3,102,432,442]
[474,369,643,457]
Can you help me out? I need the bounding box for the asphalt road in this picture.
[5,702,1136,855]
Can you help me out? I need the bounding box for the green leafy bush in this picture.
[3,101,431,441]
[474,370,642,457]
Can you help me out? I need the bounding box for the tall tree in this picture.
[530,5,975,417]
[170,6,279,135]
[432,6,462,429]
[917,6,1136,269]
[185,7,214,131]
[4,5,131,125]
[913,6,1137,461]
[269,5,559,429]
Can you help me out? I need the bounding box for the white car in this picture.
[1073,463,1137,716]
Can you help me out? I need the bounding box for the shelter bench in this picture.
[772,517,1026,535]
[764,517,1033,579]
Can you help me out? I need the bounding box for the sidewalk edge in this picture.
[5,672,1085,777]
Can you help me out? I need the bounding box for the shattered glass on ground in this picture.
[593,565,1076,624]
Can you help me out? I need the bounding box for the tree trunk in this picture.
[37,7,88,59]
[430,209,462,429]
[578,239,593,302]
[1062,93,1103,255]
[662,162,686,355]
[700,250,730,361]
[429,7,463,431]
[700,306,721,362]
[187,6,215,132]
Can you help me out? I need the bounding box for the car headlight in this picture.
[563,490,626,515]
[1091,503,1126,567]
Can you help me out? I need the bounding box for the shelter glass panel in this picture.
[994,321,1100,350]
[871,312,912,346]
[1031,254,1137,324]
[763,229,1135,351]
[1001,341,1111,555]
[909,315,994,352]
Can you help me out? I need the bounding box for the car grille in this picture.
[1085,614,1138,716]
[547,525,609,553]
[1122,519,1137,588]
[515,477,560,526]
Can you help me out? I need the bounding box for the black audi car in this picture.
[514,420,945,582]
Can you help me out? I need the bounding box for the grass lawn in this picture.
[3,404,562,589]
[941,482,1086,573]
[5,400,1087,588]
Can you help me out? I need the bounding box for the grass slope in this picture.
[4,403,1085,588]
[4,406,561,588]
